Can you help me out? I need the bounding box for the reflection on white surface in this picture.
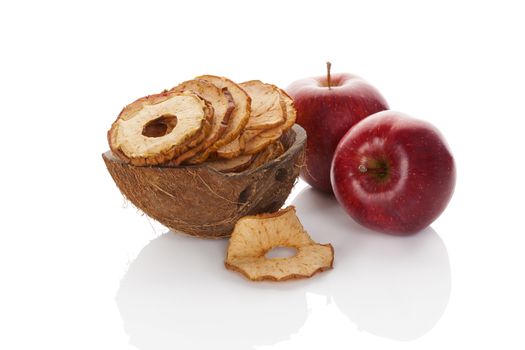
[292,188,451,341]
[116,187,451,349]
[116,232,312,350]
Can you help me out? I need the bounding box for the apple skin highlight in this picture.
[287,71,388,193]
[331,111,456,235]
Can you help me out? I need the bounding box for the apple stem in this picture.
[326,61,332,89]
[359,163,388,177]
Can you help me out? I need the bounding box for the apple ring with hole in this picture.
[169,79,235,165]
[108,90,213,166]
[225,206,334,281]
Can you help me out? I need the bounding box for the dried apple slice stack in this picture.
[108,76,296,172]
[208,80,297,172]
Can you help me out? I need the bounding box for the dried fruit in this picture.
[225,207,334,281]
[192,75,251,156]
[216,136,245,159]
[169,79,235,165]
[108,91,212,166]
[240,80,285,130]
[108,76,296,172]
[242,87,296,155]
[274,86,297,130]
[247,141,284,170]
[240,128,262,146]
[207,154,254,173]
[243,126,283,155]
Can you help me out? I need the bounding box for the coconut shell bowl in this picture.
[102,124,306,238]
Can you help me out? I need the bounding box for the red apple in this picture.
[331,111,456,234]
[286,63,388,193]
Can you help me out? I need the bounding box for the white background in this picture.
[1,1,524,349]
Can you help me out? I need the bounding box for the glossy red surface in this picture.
[331,111,456,234]
[287,73,388,193]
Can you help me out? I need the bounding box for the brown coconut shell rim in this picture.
[104,124,304,178]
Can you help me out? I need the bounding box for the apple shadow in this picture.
[115,231,316,350]
[291,187,452,341]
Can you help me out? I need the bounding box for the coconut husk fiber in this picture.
[102,124,306,238]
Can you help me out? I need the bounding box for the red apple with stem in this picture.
[286,62,388,193]
[331,111,456,235]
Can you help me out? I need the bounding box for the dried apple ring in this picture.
[193,75,251,154]
[170,79,235,165]
[240,80,285,130]
[247,141,285,170]
[225,206,334,281]
[108,91,211,166]
[206,154,254,173]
